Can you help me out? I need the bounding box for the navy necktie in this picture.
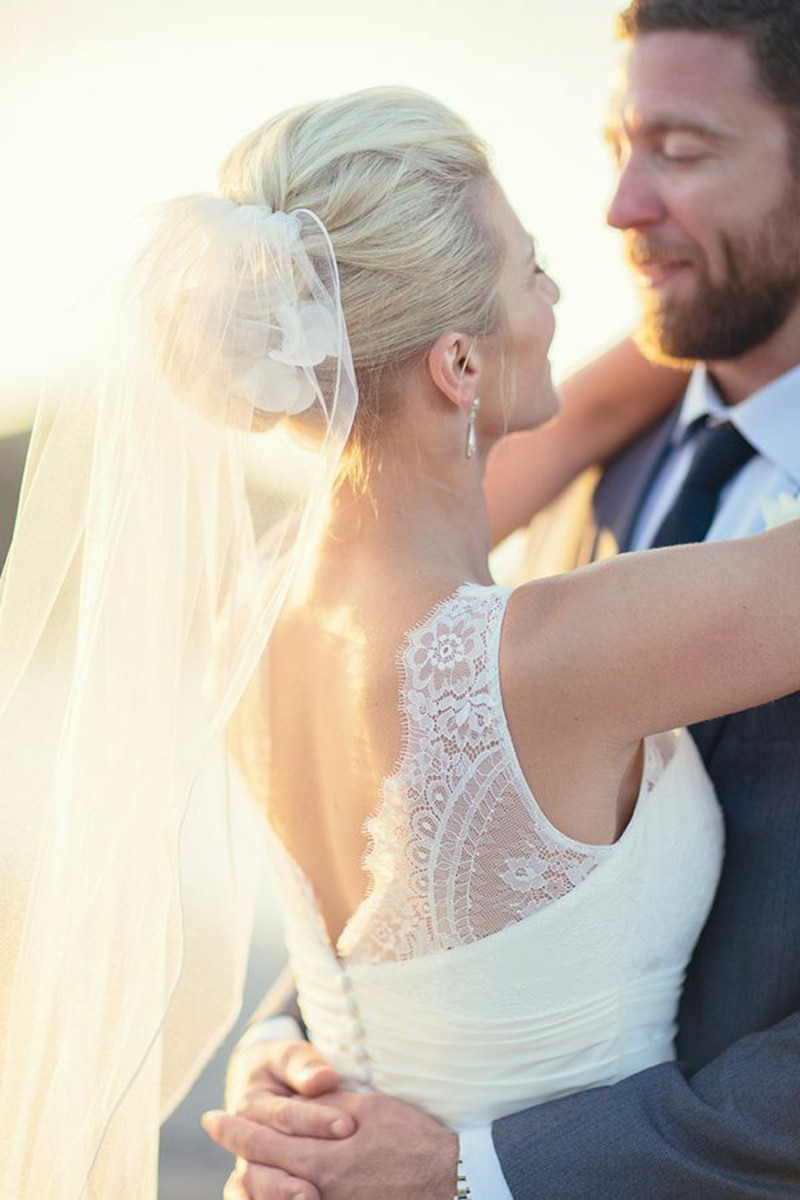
[650,420,757,548]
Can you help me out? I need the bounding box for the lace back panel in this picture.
[338,583,614,964]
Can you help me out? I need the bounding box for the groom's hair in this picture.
[618,1,800,162]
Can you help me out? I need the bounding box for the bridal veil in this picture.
[0,196,357,1197]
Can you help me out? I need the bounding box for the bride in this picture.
[0,87,797,1200]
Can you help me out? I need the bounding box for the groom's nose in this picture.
[606,159,664,231]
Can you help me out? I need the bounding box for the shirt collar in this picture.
[674,363,800,485]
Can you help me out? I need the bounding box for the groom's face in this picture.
[606,30,800,363]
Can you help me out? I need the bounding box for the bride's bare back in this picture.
[266,590,426,950]
[267,576,425,947]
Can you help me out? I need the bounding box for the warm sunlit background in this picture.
[1,1,639,1194]
[0,0,638,437]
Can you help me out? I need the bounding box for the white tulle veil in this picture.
[0,196,357,1197]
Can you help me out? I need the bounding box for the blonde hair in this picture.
[219,87,504,480]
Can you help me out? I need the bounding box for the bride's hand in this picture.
[223,1038,347,1124]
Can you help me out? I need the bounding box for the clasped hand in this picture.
[201,1039,458,1200]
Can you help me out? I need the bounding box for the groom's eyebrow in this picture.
[603,114,728,145]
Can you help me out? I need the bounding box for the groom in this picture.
[205,2,800,1196]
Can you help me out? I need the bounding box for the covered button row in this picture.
[338,968,371,1083]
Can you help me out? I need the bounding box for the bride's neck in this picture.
[320,438,494,589]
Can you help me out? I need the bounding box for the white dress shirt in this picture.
[461,360,800,1200]
[631,363,800,549]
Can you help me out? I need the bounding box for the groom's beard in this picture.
[627,186,800,365]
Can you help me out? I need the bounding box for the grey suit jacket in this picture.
[493,412,800,1197]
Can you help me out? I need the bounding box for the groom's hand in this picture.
[204,1087,458,1200]
[215,1038,355,1200]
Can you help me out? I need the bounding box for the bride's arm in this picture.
[485,337,689,547]
[513,520,800,761]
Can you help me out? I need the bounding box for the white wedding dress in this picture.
[265,582,724,1131]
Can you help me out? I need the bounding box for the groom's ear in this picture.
[427,333,482,413]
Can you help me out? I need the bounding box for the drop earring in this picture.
[465,396,481,460]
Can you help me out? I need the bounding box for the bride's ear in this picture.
[427,333,482,413]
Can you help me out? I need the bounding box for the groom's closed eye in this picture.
[657,132,711,163]
[604,114,727,165]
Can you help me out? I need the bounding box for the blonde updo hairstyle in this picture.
[219,87,505,484]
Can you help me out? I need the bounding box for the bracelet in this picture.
[455,1158,473,1199]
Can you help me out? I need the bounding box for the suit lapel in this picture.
[591,404,732,769]
[592,406,682,556]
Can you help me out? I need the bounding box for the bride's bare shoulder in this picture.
[500,575,639,842]
[505,575,565,634]
[500,570,629,754]
[502,573,585,680]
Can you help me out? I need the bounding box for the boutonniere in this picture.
[761,491,800,531]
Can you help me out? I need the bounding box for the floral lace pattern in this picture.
[338,584,611,965]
